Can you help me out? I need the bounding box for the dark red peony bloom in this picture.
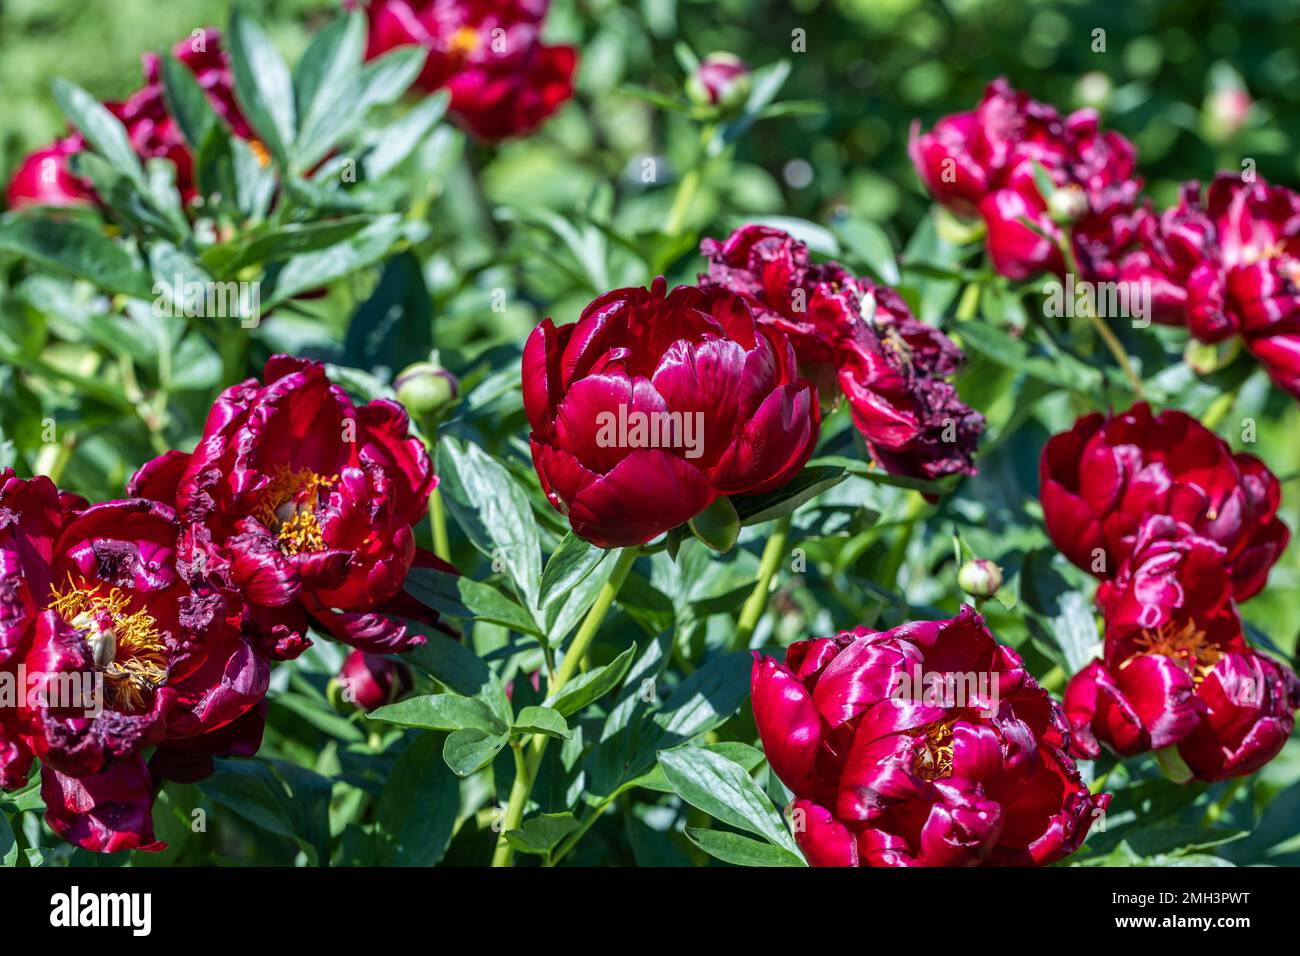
[910,78,1141,281]
[353,0,576,141]
[6,28,249,210]
[339,648,413,711]
[751,606,1108,867]
[1064,517,1299,780]
[1118,174,1300,397]
[129,355,450,655]
[1040,402,1288,600]
[701,225,983,481]
[0,488,269,853]
[524,277,820,548]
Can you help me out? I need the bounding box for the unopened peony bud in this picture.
[687,53,751,111]
[1204,87,1251,143]
[396,359,459,419]
[1047,184,1089,225]
[958,558,1003,599]
[689,496,741,553]
[339,649,414,712]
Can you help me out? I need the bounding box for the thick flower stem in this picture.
[429,485,452,562]
[732,514,793,651]
[489,547,639,867]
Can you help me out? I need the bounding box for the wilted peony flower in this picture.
[352,0,576,141]
[1117,175,1300,397]
[0,489,269,852]
[1064,516,1299,780]
[6,28,249,210]
[1040,402,1288,600]
[700,225,983,481]
[751,606,1108,866]
[339,648,413,711]
[523,277,820,548]
[909,78,1141,281]
[128,355,454,655]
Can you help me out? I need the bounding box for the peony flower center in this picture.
[1131,620,1221,680]
[911,718,956,781]
[48,575,168,712]
[254,464,335,556]
[449,26,481,58]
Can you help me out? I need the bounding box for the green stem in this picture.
[1203,777,1246,825]
[429,485,451,562]
[1202,390,1236,432]
[490,547,639,866]
[955,282,981,321]
[732,514,793,652]
[547,794,615,867]
[1059,231,1145,399]
[664,167,701,237]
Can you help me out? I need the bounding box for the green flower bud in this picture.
[395,360,458,420]
[688,496,741,553]
[958,558,1003,599]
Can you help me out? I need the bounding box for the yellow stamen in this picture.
[912,719,955,781]
[1130,619,1221,681]
[449,26,481,57]
[49,575,167,712]
[248,139,271,168]
[253,464,335,555]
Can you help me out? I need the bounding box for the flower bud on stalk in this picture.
[957,558,1003,599]
[396,357,460,423]
[687,53,751,112]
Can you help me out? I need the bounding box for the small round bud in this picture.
[395,360,458,419]
[958,559,1003,599]
[1075,71,1112,111]
[1204,87,1252,144]
[688,495,741,553]
[1047,184,1089,225]
[687,53,751,112]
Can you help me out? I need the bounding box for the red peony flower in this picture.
[1040,402,1288,600]
[523,277,820,548]
[1064,516,1299,780]
[6,28,249,210]
[910,78,1141,281]
[751,606,1108,867]
[128,356,451,655]
[0,486,269,853]
[339,648,413,711]
[353,0,576,141]
[1118,174,1300,397]
[700,225,983,481]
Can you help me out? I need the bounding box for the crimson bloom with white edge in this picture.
[751,606,1107,866]
[523,277,820,548]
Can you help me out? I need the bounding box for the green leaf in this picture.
[810,455,959,497]
[658,747,799,854]
[631,741,765,794]
[513,705,571,739]
[272,692,365,742]
[228,11,296,165]
[442,727,508,776]
[369,693,505,734]
[731,465,847,525]
[1,812,15,867]
[684,828,806,867]
[160,55,220,150]
[201,217,371,275]
[544,548,621,647]
[400,630,512,726]
[437,436,543,613]
[376,732,459,866]
[197,758,331,864]
[263,214,415,307]
[545,644,637,717]
[52,78,146,190]
[505,813,580,856]
[294,12,366,154]
[835,218,900,285]
[646,651,750,748]
[0,217,152,298]
[538,532,609,609]
[343,251,433,374]
[363,91,450,180]
[456,577,544,635]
